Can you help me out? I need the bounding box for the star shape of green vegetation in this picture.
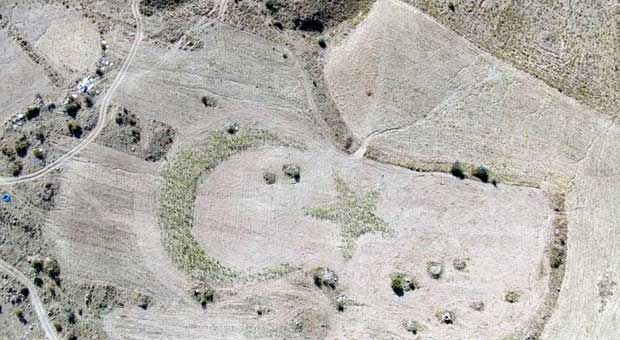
[305,174,393,259]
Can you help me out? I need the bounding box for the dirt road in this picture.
[0,258,59,340]
[0,0,144,186]
[0,1,142,339]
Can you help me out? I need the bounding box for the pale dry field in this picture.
[2,0,618,339]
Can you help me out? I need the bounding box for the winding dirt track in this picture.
[0,258,59,340]
[0,0,144,186]
[0,1,143,339]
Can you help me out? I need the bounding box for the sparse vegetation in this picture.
[403,319,423,334]
[159,128,284,282]
[470,300,485,311]
[305,174,393,258]
[504,290,521,303]
[453,258,467,271]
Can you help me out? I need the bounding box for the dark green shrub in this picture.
[14,135,30,157]
[67,121,82,137]
[450,161,465,179]
[25,105,40,119]
[472,165,489,183]
[391,274,405,297]
[64,100,81,117]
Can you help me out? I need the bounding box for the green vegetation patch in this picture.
[305,174,393,259]
[159,127,283,283]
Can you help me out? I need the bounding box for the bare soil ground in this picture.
[1,0,618,339]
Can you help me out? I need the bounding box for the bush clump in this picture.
[472,165,489,183]
[390,273,418,297]
[504,290,521,303]
[32,147,44,159]
[10,160,23,177]
[43,257,60,278]
[25,105,40,120]
[64,99,81,117]
[192,287,215,308]
[450,161,465,179]
[201,95,217,108]
[14,135,30,157]
[67,121,82,137]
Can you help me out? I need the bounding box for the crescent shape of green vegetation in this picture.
[159,127,286,283]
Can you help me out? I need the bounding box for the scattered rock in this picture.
[436,309,455,324]
[427,261,444,279]
[403,319,423,334]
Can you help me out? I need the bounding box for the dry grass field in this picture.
[0,0,618,339]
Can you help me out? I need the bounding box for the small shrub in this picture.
[193,287,215,308]
[32,147,44,159]
[33,277,43,287]
[504,290,521,303]
[312,267,338,289]
[15,309,25,323]
[25,105,40,119]
[53,321,62,332]
[450,161,465,179]
[10,160,23,177]
[2,145,16,160]
[282,163,301,182]
[14,135,30,157]
[263,171,277,185]
[390,273,406,296]
[472,165,489,183]
[318,38,327,49]
[64,100,81,117]
[390,273,419,297]
[43,257,60,278]
[67,121,82,137]
[201,95,217,107]
[226,123,240,135]
[453,258,467,271]
[470,300,485,311]
[84,96,94,108]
